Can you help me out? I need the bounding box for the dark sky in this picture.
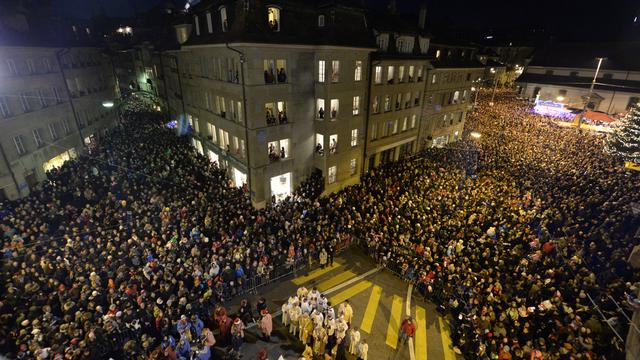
[54,0,640,42]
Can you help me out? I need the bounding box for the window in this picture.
[62,119,71,134]
[417,66,424,81]
[48,123,58,140]
[603,73,613,79]
[372,96,380,114]
[351,129,358,146]
[53,87,61,103]
[13,135,25,155]
[331,60,340,82]
[384,95,391,112]
[317,99,325,119]
[371,123,377,139]
[330,99,339,119]
[408,66,415,82]
[354,60,362,82]
[206,12,213,33]
[237,101,243,123]
[414,92,421,106]
[6,59,17,75]
[240,139,246,158]
[452,91,460,104]
[220,7,228,32]
[264,59,287,84]
[194,15,200,35]
[402,117,408,131]
[33,129,43,147]
[37,89,47,107]
[387,66,394,84]
[329,134,338,154]
[19,92,31,112]
[208,123,217,143]
[0,97,10,118]
[350,158,357,175]
[267,7,280,31]
[353,96,360,115]
[328,166,337,184]
[383,120,393,137]
[411,114,417,128]
[404,92,411,108]
[318,14,325,27]
[233,136,239,155]
[318,60,326,82]
[398,66,405,82]
[42,58,51,72]
[431,74,437,84]
[374,66,382,84]
[26,59,35,74]
[392,119,398,134]
[435,49,441,58]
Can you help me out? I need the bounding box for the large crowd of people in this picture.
[1,91,639,360]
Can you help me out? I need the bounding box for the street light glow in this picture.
[470,131,482,139]
[102,100,114,108]
[556,96,565,102]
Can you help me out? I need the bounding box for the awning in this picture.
[584,110,616,123]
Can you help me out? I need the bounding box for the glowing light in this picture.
[470,131,481,139]
[116,27,124,33]
[166,120,178,129]
[102,100,114,108]
[556,96,565,102]
[490,68,496,74]
[471,87,476,91]
[485,35,494,39]
[533,100,575,119]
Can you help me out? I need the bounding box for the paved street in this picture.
[233,250,461,360]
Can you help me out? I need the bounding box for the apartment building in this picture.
[421,44,484,148]
[364,7,430,170]
[165,0,374,207]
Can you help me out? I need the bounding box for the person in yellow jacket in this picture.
[289,302,302,335]
[299,312,312,344]
[343,300,354,325]
[301,344,314,360]
[313,325,327,355]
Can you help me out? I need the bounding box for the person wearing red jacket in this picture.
[399,316,416,344]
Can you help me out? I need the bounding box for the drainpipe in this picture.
[55,48,85,147]
[159,53,171,120]
[361,55,378,174]
[225,43,252,203]
[0,143,20,196]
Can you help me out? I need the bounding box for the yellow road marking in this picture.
[317,271,357,292]
[415,306,428,360]
[385,295,403,349]
[438,317,456,360]
[360,285,382,333]
[329,280,372,305]
[291,262,341,285]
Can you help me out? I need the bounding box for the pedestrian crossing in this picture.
[290,263,460,360]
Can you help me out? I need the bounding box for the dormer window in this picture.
[194,15,200,35]
[219,7,228,32]
[268,7,280,31]
[318,14,325,27]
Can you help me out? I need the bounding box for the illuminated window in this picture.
[408,65,415,81]
[351,129,358,146]
[372,96,380,114]
[384,95,391,112]
[331,60,340,82]
[328,166,337,183]
[353,96,360,115]
[219,7,228,32]
[318,60,326,82]
[398,66,405,82]
[329,134,338,154]
[452,91,460,104]
[411,114,417,128]
[354,60,362,82]
[387,66,394,84]
[431,74,437,84]
[268,7,280,31]
[374,66,382,84]
[194,15,200,35]
[350,158,357,175]
[330,99,339,119]
[370,123,377,139]
[436,49,441,58]
[318,15,325,27]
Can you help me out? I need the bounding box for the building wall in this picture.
[526,66,640,81]
[520,82,639,115]
[365,59,428,170]
[0,46,118,200]
[166,44,371,207]
[420,67,483,148]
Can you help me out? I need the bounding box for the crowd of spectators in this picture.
[1,91,639,360]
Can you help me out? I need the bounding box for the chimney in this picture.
[418,4,427,30]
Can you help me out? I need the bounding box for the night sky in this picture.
[53,0,639,42]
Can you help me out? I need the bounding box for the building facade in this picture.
[164,0,374,207]
[0,46,118,200]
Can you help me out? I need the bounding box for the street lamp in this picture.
[578,57,606,130]
[102,100,114,108]
[470,131,482,139]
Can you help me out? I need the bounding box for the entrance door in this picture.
[25,171,38,191]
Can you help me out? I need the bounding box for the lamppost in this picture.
[578,57,606,130]
[489,67,498,106]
